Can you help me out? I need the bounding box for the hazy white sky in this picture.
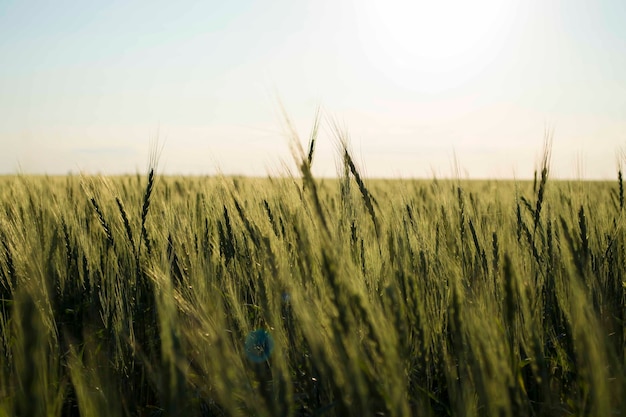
[1,0,624,178]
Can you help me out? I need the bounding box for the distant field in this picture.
[0,149,624,416]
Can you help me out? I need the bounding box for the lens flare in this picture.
[244,329,275,363]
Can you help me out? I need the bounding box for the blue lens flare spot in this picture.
[245,329,275,363]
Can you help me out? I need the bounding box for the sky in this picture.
[0,0,624,179]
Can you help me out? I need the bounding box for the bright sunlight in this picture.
[355,0,522,93]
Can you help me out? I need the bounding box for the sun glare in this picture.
[355,0,520,93]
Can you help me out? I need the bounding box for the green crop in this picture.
[0,139,623,416]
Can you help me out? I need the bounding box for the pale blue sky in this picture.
[1,0,624,178]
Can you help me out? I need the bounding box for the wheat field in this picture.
[0,139,624,416]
